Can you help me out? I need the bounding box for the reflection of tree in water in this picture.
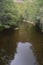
[29,29,43,65]
[19,22,43,65]
[0,30,19,65]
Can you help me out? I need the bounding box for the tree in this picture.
[0,0,18,30]
[23,0,43,21]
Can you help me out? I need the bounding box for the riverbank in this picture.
[23,20,35,26]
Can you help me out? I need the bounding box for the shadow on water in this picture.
[30,29,43,65]
[0,22,43,65]
[0,29,19,65]
[18,22,43,65]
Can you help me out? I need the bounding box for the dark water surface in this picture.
[0,22,43,65]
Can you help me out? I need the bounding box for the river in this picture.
[0,22,43,65]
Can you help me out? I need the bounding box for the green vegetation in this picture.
[23,0,43,32]
[23,0,43,21]
[0,0,43,31]
[0,0,19,31]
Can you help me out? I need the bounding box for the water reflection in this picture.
[10,42,37,65]
[0,30,19,65]
[0,22,43,65]
[18,22,43,65]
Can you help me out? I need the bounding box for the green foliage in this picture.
[0,0,19,30]
[0,0,43,31]
[23,0,43,21]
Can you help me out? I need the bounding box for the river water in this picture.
[0,22,43,65]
